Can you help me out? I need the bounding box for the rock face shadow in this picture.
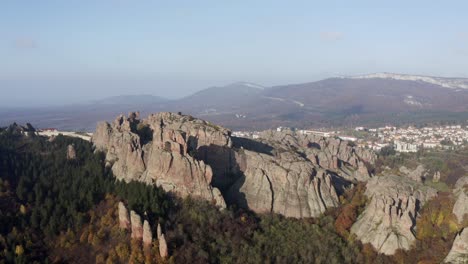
[231,137,274,156]
[195,143,252,209]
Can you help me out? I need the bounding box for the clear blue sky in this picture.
[1,0,467,106]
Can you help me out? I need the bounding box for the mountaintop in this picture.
[347,72,468,90]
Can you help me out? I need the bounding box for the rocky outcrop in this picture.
[226,146,339,218]
[130,210,143,239]
[444,229,468,263]
[94,113,377,219]
[156,223,168,258]
[399,165,426,182]
[453,176,468,224]
[157,223,162,239]
[257,130,376,182]
[351,175,437,255]
[7,123,36,137]
[143,220,152,246]
[159,234,168,258]
[92,112,229,208]
[118,202,130,229]
[66,144,77,160]
[119,203,163,255]
[433,171,441,183]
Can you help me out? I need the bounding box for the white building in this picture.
[339,136,357,142]
[422,141,440,149]
[394,141,419,152]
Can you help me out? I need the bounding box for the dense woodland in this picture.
[0,127,464,263]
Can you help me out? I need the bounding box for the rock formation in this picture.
[130,210,143,239]
[225,148,339,218]
[257,130,376,182]
[92,112,229,208]
[7,123,36,137]
[453,176,468,223]
[159,234,168,258]
[118,202,130,229]
[444,229,468,263]
[433,171,441,183]
[142,220,152,246]
[399,164,426,182]
[66,144,77,160]
[155,222,168,258]
[351,175,437,255]
[94,112,377,219]
[157,223,162,239]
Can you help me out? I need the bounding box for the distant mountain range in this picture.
[1,73,468,131]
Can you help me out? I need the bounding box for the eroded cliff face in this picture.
[257,130,376,182]
[350,175,437,255]
[93,112,377,219]
[453,176,468,224]
[225,148,339,218]
[219,130,376,218]
[93,112,229,207]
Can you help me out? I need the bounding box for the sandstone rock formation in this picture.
[157,223,162,239]
[118,202,130,229]
[433,171,441,183]
[453,176,468,223]
[66,144,76,160]
[351,175,437,255]
[444,229,468,263]
[143,220,152,246]
[399,164,426,182]
[94,112,377,219]
[159,234,168,258]
[257,130,376,182]
[221,130,378,218]
[225,148,339,218]
[155,222,168,258]
[92,112,228,208]
[130,210,143,239]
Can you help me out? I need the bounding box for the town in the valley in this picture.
[233,123,468,153]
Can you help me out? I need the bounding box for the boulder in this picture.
[444,229,468,263]
[142,220,152,246]
[118,202,130,229]
[130,210,143,240]
[351,175,437,255]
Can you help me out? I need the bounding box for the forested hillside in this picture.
[0,127,465,263]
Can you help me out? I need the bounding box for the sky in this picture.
[1,0,468,106]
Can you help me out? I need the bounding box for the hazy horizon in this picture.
[1,1,468,107]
